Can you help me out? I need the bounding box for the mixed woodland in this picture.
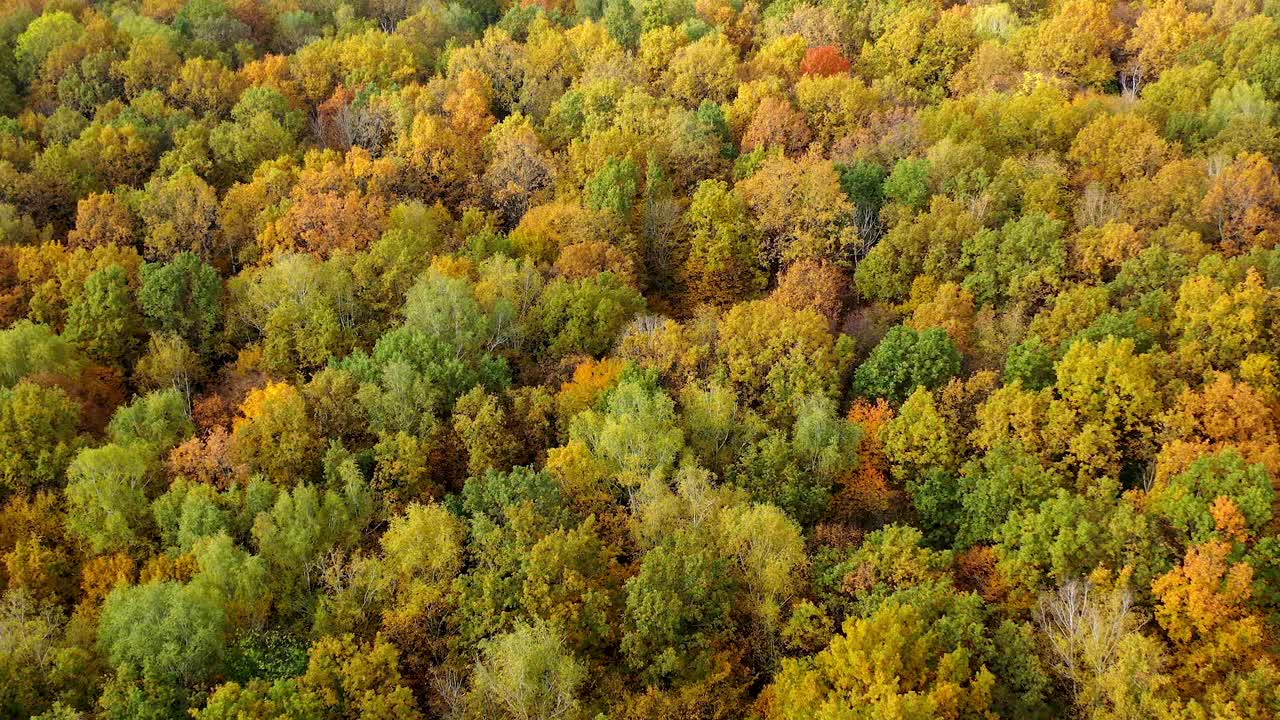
[3,0,1280,716]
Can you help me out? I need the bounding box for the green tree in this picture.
[0,382,81,495]
[996,481,1162,592]
[209,87,304,183]
[188,534,270,629]
[882,157,931,209]
[730,394,860,524]
[957,441,1065,548]
[680,380,766,477]
[853,326,961,405]
[138,253,222,353]
[681,180,766,307]
[107,388,193,457]
[622,531,738,686]
[454,465,573,643]
[251,479,370,615]
[402,270,494,357]
[453,387,520,477]
[532,273,645,358]
[14,12,83,83]
[521,517,621,655]
[855,197,979,302]
[603,0,640,48]
[99,580,228,688]
[134,334,204,400]
[353,202,452,318]
[1147,450,1274,547]
[584,156,640,217]
[0,321,81,389]
[137,167,219,263]
[568,377,685,481]
[963,211,1067,306]
[152,481,230,554]
[468,622,586,720]
[64,265,142,368]
[1003,336,1056,390]
[0,585,69,717]
[65,444,151,554]
[226,254,360,375]
[194,679,317,720]
[341,326,510,438]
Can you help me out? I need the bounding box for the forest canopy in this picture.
[2,0,1280,717]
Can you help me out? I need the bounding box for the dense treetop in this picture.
[3,0,1280,716]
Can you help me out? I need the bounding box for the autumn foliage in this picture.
[2,0,1280,717]
[800,45,851,77]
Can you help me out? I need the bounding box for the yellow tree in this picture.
[1069,222,1147,280]
[883,387,958,481]
[1022,0,1126,88]
[736,151,859,267]
[664,33,740,108]
[169,57,245,118]
[66,192,137,250]
[1069,113,1171,191]
[681,179,766,307]
[1172,268,1277,376]
[908,281,976,354]
[394,113,480,208]
[975,338,1162,484]
[860,5,978,102]
[231,382,319,484]
[1156,372,1280,482]
[1152,541,1271,695]
[766,601,998,720]
[1126,0,1212,80]
[717,299,849,419]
